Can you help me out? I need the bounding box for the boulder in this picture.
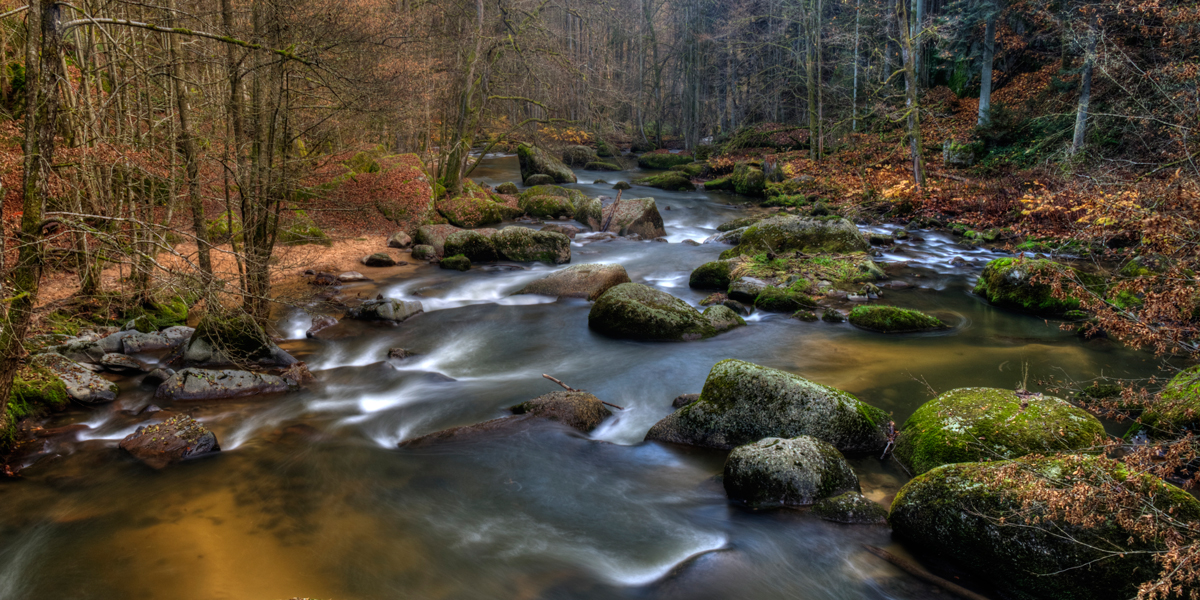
[495,182,519,195]
[183,313,297,368]
[97,330,134,353]
[525,174,555,186]
[584,161,621,171]
[595,198,666,238]
[812,492,889,525]
[99,353,149,373]
[895,387,1107,476]
[847,305,947,333]
[121,332,172,354]
[723,436,860,507]
[517,185,590,220]
[974,257,1089,316]
[517,143,576,184]
[633,172,695,191]
[726,277,768,303]
[509,391,612,433]
[361,252,396,267]
[645,359,890,454]
[345,298,424,323]
[411,245,436,260]
[440,255,471,271]
[51,339,106,364]
[119,415,220,469]
[443,230,498,262]
[562,145,598,167]
[588,283,722,341]
[730,161,767,195]
[436,190,519,228]
[515,263,631,301]
[637,152,693,170]
[890,455,1200,600]
[702,305,746,333]
[540,223,580,238]
[721,216,870,258]
[32,352,119,405]
[386,231,413,248]
[338,271,371,282]
[1140,365,1200,434]
[717,216,764,232]
[306,315,337,338]
[143,368,175,386]
[752,286,817,312]
[493,227,571,264]
[155,368,291,401]
[414,224,464,257]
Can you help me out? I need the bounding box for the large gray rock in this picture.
[723,436,860,507]
[119,415,220,469]
[99,353,149,373]
[50,339,106,364]
[414,224,464,257]
[588,283,739,341]
[182,313,297,368]
[443,229,499,262]
[688,261,735,290]
[890,455,1200,600]
[97,330,134,353]
[722,216,870,258]
[122,332,172,353]
[515,263,631,301]
[387,231,413,248]
[645,359,889,454]
[726,277,769,303]
[32,352,119,405]
[155,368,291,401]
[594,198,666,238]
[701,305,745,333]
[517,143,577,184]
[509,391,613,432]
[493,227,571,264]
[345,298,424,323]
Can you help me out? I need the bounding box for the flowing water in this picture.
[0,155,1165,600]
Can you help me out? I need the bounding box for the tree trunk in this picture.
[852,0,861,132]
[898,0,926,188]
[1071,19,1098,155]
[169,0,211,279]
[978,4,997,127]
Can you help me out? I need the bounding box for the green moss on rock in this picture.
[717,216,764,232]
[588,283,719,341]
[723,216,870,257]
[443,230,498,262]
[894,387,1106,475]
[633,171,695,191]
[973,257,1092,316]
[637,152,694,170]
[493,227,571,264]
[439,254,471,271]
[1141,365,1200,434]
[889,455,1200,600]
[689,261,735,290]
[644,359,890,454]
[812,492,889,524]
[754,286,817,312]
[723,436,860,508]
[848,305,947,333]
[518,144,577,184]
[731,161,767,196]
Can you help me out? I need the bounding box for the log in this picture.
[862,545,992,600]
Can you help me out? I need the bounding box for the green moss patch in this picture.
[848,305,947,333]
[633,171,695,191]
[637,152,694,170]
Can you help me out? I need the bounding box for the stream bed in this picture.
[0,155,1164,600]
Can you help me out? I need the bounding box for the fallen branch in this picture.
[861,545,991,600]
[541,374,624,410]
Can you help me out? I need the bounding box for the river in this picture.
[0,155,1162,600]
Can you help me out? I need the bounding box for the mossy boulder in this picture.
[517,185,587,219]
[894,387,1106,476]
[812,492,889,525]
[689,261,735,290]
[440,254,471,271]
[414,224,464,257]
[704,175,734,191]
[443,230,498,262]
[493,227,571,264]
[183,313,298,368]
[973,258,1090,316]
[525,174,555,186]
[702,304,746,333]
[889,455,1200,600]
[562,145,598,167]
[633,171,695,191]
[495,182,519,195]
[31,353,119,405]
[515,263,631,301]
[345,299,424,323]
[411,245,436,260]
[721,216,870,258]
[671,163,706,177]
[7,363,70,428]
[731,161,767,196]
[517,143,577,184]
[588,283,724,341]
[509,391,612,432]
[754,286,817,312]
[723,436,860,508]
[436,186,519,228]
[594,198,666,238]
[644,359,890,454]
[637,152,693,170]
[155,368,291,401]
[584,161,621,171]
[119,414,220,469]
[848,305,947,333]
[717,216,764,232]
[1141,365,1200,434]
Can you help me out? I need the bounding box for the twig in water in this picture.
[880,420,897,459]
[862,545,992,600]
[542,374,624,410]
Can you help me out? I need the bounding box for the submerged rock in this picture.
[119,415,220,469]
[517,143,576,184]
[847,305,947,333]
[493,227,571,264]
[509,391,613,433]
[812,492,889,525]
[345,298,424,323]
[645,359,889,454]
[515,263,631,301]
[721,216,869,258]
[588,283,732,341]
[723,436,860,507]
[895,387,1107,476]
[32,352,119,405]
[155,368,291,401]
[890,455,1200,600]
